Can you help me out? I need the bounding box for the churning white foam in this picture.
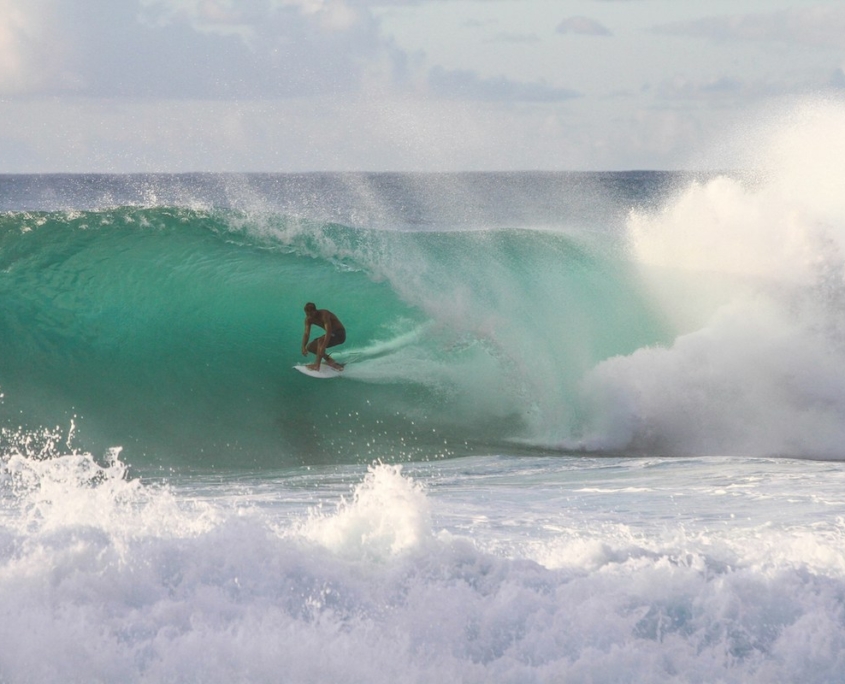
[579,98,845,458]
[294,462,433,561]
[2,443,845,683]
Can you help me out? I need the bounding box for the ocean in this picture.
[1,167,845,682]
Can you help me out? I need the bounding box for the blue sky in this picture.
[1,0,844,172]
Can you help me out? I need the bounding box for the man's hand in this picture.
[301,346,307,356]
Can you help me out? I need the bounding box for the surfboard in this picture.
[293,364,343,379]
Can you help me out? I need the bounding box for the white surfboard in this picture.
[293,364,343,379]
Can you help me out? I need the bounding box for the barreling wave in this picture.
[0,206,666,470]
[6,108,845,467]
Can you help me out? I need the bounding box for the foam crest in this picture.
[1,427,218,540]
[296,463,433,560]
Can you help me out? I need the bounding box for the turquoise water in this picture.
[0,198,668,468]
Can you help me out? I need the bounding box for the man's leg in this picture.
[306,336,325,369]
[323,334,344,369]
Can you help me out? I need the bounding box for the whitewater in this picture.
[2,100,845,682]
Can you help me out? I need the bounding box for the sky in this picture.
[1,0,844,172]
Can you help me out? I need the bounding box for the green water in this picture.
[0,207,668,468]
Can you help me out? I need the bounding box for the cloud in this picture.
[655,74,779,103]
[556,16,612,37]
[428,66,580,103]
[0,0,396,98]
[0,0,79,94]
[487,32,540,44]
[652,6,845,48]
[461,18,497,29]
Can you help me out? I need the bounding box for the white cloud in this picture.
[1,0,839,173]
[556,16,612,37]
[428,66,580,103]
[488,32,540,44]
[653,6,845,48]
[0,0,391,98]
[0,0,570,105]
[655,75,780,103]
[0,0,81,95]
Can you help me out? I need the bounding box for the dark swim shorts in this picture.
[326,328,346,348]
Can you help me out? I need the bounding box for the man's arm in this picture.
[301,320,311,356]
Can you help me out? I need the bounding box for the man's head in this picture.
[304,302,317,314]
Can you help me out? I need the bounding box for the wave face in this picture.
[0,190,667,468]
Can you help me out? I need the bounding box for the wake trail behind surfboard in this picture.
[331,323,431,365]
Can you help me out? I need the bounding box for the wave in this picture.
[576,99,845,460]
[0,206,664,469]
[7,100,845,468]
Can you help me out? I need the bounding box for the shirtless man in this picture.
[301,302,346,371]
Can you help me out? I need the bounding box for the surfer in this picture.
[301,302,346,371]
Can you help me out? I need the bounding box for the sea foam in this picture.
[2,450,845,683]
[579,98,845,459]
